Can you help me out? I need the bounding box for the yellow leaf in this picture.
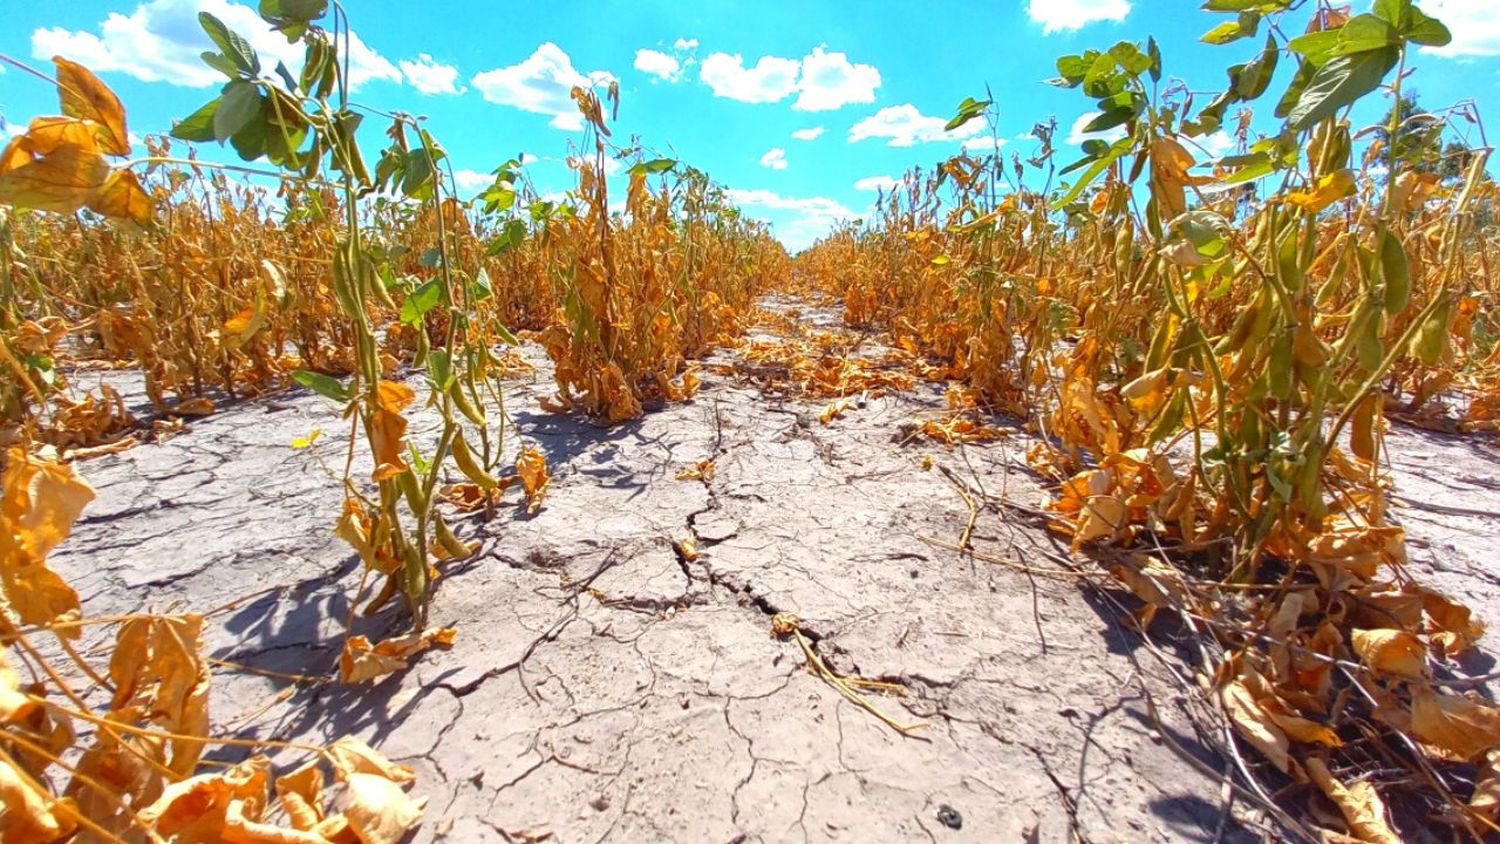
[0,650,39,726]
[292,428,323,450]
[223,293,268,351]
[1472,749,1500,821]
[1219,677,1289,773]
[138,756,270,840]
[274,761,325,832]
[1074,494,1127,545]
[339,636,408,684]
[674,459,715,481]
[1350,628,1427,679]
[327,736,415,784]
[53,56,131,156]
[339,628,456,684]
[1410,687,1500,761]
[0,754,74,843]
[516,447,549,514]
[343,772,426,844]
[224,797,332,843]
[0,120,110,215]
[149,614,211,775]
[370,381,414,481]
[1305,757,1401,844]
[85,168,154,225]
[1419,588,1484,656]
[1266,712,1341,747]
[0,448,94,635]
[170,396,217,417]
[1285,169,1355,213]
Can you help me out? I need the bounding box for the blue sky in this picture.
[2,0,1497,249]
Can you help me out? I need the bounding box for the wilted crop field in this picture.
[3,1,1500,841]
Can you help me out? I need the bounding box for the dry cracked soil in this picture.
[53,296,1500,843]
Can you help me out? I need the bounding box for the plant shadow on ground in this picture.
[197,403,652,767]
[1061,575,1258,842]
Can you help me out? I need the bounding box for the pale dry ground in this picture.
[51,297,1500,843]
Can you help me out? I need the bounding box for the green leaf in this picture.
[1329,15,1399,57]
[945,97,991,131]
[426,348,454,391]
[400,278,444,324]
[1047,52,1092,88]
[24,354,55,386]
[1235,34,1280,99]
[273,60,298,92]
[198,12,260,77]
[1201,12,1260,45]
[1373,0,1410,26]
[1108,42,1153,75]
[1403,8,1451,46]
[1221,152,1277,184]
[481,183,516,212]
[628,157,677,176]
[1380,229,1411,313]
[1083,105,1134,133]
[494,322,521,346]
[402,150,435,198]
[469,267,493,302]
[260,0,329,22]
[1288,46,1399,131]
[200,51,239,80]
[1287,28,1344,61]
[1052,139,1131,209]
[1274,60,1315,119]
[214,81,263,143]
[172,97,222,142]
[292,370,351,402]
[229,110,268,161]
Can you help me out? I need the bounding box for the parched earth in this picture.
[53,298,1500,843]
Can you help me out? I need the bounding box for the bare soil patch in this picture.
[55,296,1500,843]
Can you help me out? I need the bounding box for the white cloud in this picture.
[961,135,1009,152]
[760,147,788,170]
[699,45,880,109]
[2,118,28,139]
[791,127,826,141]
[400,53,464,95]
[1418,1,1500,57]
[673,38,699,51]
[1026,0,1131,34]
[700,52,800,103]
[848,104,984,147]
[1066,112,1128,145]
[793,46,880,111]
[725,187,856,251]
[634,48,681,81]
[1195,130,1236,160]
[854,175,899,192]
[453,168,493,196]
[471,43,616,131]
[30,0,400,90]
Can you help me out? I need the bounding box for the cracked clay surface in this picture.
[52,297,1500,843]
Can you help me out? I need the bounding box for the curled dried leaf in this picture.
[1350,628,1427,679]
[516,447,549,514]
[1305,757,1401,844]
